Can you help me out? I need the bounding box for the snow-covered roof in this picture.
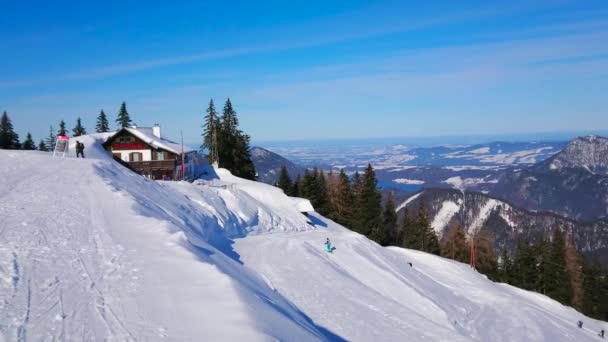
[290,197,315,213]
[109,127,194,155]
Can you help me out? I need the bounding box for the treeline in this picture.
[0,102,133,151]
[277,165,608,320]
[201,98,256,180]
[276,164,441,252]
[497,231,608,320]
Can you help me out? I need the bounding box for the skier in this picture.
[76,141,85,158]
[600,329,605,339]
[577,321,583,328]
[325,238,332,253]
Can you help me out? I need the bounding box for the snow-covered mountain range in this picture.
[491,135,608,221]
[1,134,606,341]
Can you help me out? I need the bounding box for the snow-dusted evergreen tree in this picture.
[201,99,220,163]
[116,102,132,128]
[0,111,20,149]
[22,133,36,150]
[73,117,86,137]
[58,120,67,136]
[96,109,110,133]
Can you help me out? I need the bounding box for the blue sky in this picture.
[1,0,607,144]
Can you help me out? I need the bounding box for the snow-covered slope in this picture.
[0,136,332,341]
[1,134,606,341]
[235,215,607,341]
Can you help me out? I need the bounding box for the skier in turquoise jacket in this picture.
[325,238,332,253]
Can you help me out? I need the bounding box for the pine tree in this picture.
[581,260,608,320]
[415,200,440,255]
[72,117,86,137]
[38,139,48,152]
[315,170,331,216]
[381,191,398,246]
[330,169,355,228]
[46,126,56,151]
[232,132,257,180]
[218,98,238,172]
[116,101,132,128]
[202,99,220,163]
[96,109,110,133]
[326,169,338,211]
[292,175,302,197]
[512,239,538,290]
[441,222,469,263]
[277,165,293,194]
[400,207,417,248]
[473,230,498,280]
[21,133,36,150]
[564,236,584,309]
[545,229,572,304]
[216,98,256,179]
[360,164,383,240]
[0,111,20,149]
[58,120,67,136]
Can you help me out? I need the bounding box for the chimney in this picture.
[153,124,161,138]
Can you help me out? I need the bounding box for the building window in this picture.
[130,152,143,162]
[155,151,165,160]
[119,136,133,143]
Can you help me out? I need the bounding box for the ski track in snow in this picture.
[1,134,607,341]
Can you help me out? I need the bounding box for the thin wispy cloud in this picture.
[3,1,601,90]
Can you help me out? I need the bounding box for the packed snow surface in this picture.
[1,133,606,341]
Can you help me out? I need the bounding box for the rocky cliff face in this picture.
[541,135,608,175]
[490,136,608,221]
[398,188,608,265]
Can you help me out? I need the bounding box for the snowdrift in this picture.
[0,133,606,341]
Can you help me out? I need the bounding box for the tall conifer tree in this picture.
[22,133,36,150]
[72,117,86,137]
[96,110,110,132]
[202,99,220,163]
[38,139,48,152]
[359,164,383,239]
[58,120,67,136]
[0,111,20,149]
[381,191,398,246]
[330,169,354,228]
[277,165,293,194]
[116,101,132,128]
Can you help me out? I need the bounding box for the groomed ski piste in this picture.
[0,133,606,341]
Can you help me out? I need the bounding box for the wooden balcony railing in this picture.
[127,160,177,171]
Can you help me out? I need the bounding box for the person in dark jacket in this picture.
[600,329,605,339]
[76,141,85,158]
